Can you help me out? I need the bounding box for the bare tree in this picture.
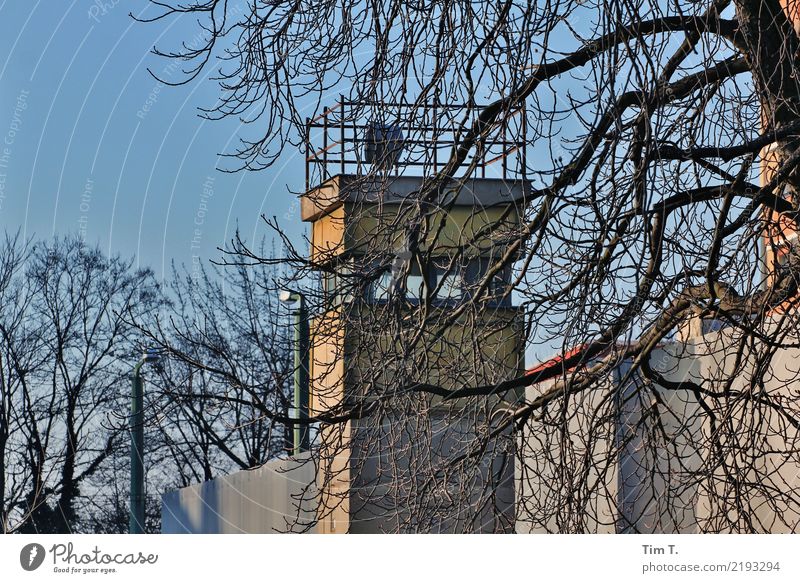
[0,232,294,533]
[139,0,800,532]
[0,232,35,532]
[141,257,292,491]
[0,235,163,533]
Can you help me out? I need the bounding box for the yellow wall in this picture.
[310,205,345,263]
[309,308,351,533]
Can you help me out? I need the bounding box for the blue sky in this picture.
[0,1,589,367]
[0,1,664,367]
[0,1,307,278]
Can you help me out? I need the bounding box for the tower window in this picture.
[323,271,337,296]
[405,264,427,301]
[363,257,516,305]
[433,263,463,301]
[372,270,393,302]
[321,262,354,304]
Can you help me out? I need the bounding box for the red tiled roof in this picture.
[526,344,588,375]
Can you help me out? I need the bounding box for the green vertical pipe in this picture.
[294,298,311,454]
[129,368,145,534]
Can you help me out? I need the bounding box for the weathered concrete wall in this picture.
[161,454,317,534]
[348,415,515,533]
[615,345,704,533]
[517,330,800,533]
[689,327,800,533]
[516,363,622,534]
[515,343,719,533]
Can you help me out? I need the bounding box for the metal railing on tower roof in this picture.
[304,97,527,192]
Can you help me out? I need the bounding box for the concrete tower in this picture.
[300,100,529,532]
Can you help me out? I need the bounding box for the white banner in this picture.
[0,534,797,582]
